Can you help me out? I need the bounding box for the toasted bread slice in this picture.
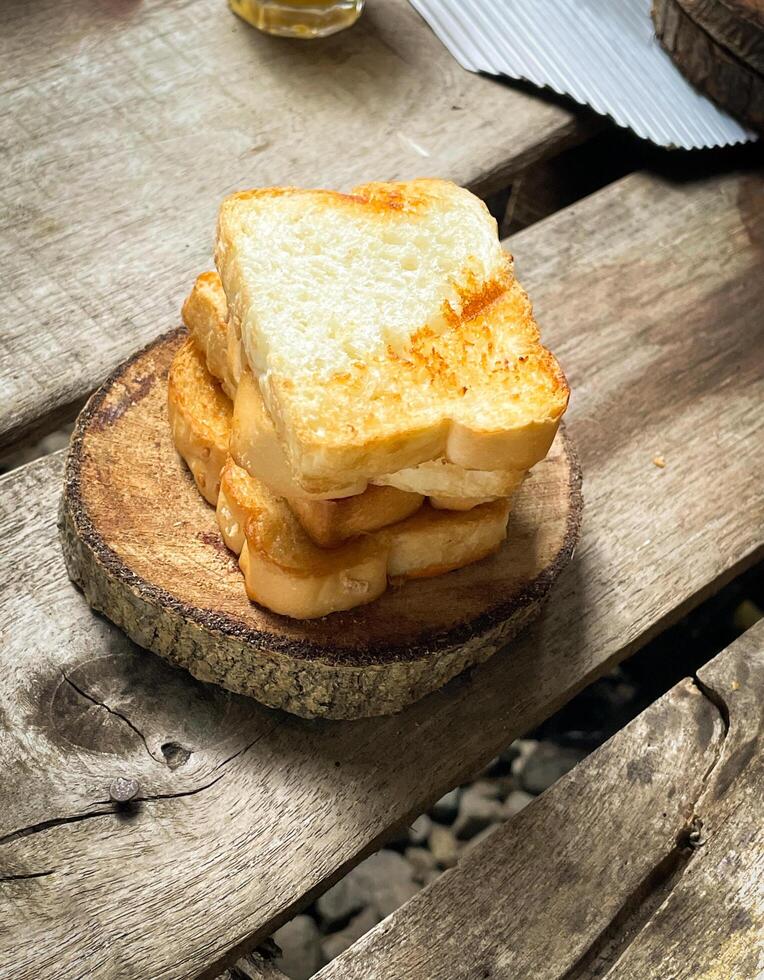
[218,456,511,619]
[231,368,527,509]
[287,486,423,549]
[181,271,238,400]
[216,178,569,492]
[167,337,231,504]
[169,341,512,618]
[376,458,525,509]
[182,272,528,506]
[170,337,424,546]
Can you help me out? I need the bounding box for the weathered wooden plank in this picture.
[0,0,583,451]
[0,170,762,979]
[599,621,764,979]
[315,653,734,979]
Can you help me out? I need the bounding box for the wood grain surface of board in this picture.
[317,627,764,980]
[0,0,585,451]
[58,331,580,719]
[0,169,762,979]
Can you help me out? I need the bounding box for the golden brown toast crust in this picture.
[271,277,568,454]
[227,454,511,619]
[167,338,231,504]
[169,338,426,546]
[181,271,237,399]
[288,485,423,549]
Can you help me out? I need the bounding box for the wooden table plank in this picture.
[600,622,764,979]
[1,170,762,979]
[317,628,762,980]
[0,0,584,451]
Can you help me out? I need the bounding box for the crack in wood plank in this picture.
[598,623,764,979]
[0,810,114,849]
[0,719,282,849]
[0,870,56,883]
[62,671,164,766]
[560,847,697,980]
[559,676,730,979]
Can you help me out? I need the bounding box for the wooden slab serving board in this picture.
[59,331,581,719]
[653,0,764,130]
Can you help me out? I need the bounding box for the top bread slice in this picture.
[183,271,527,506]
[215,178,569,494]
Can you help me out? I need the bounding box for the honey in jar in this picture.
[230,0,364,38]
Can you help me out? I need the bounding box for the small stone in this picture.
[428,824,459,868]
[404,846,437,883]
[272,915,322,980]
[430,787,460,824]
[470,779,504,801]
[358,850,419,918]
[408,813,432,846]
[502,790,534,817]
[520,743,587,795]
[320,850,418,924]
[316,875,365,930]
[509,739,538,778]
[452,786,504,840]
[321,906,379,962]
[421,868,442,886]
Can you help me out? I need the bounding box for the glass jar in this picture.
[230,0,365,38]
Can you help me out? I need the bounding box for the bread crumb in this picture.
[652,455,666,468]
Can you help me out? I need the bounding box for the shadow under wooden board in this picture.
[59,330,580,719]
[0,0,585,452]
[0,170,762,980]
[318,621,764,980]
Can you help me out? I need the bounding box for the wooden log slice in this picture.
[59,330,581,720]
[653,0,764,130]
[664,0,764,71]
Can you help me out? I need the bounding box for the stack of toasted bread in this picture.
[169,179,569,619]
